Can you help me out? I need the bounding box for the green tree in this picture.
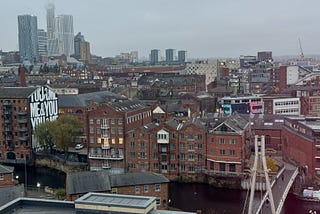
[49,114,83,153]
[266,156,279,173]
[34,121,54,153]
[55,188,66,200]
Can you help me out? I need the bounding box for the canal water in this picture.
[12,166,320,213]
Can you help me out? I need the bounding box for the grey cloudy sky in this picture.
[0,0,319,58]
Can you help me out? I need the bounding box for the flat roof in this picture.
[75,192,156,209]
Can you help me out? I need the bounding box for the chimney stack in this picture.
[19,65,27,87]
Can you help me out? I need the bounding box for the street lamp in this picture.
[37,182,41,193]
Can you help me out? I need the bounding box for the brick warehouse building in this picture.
[126,119,206,181]
[282,116,320,184]
[0,86,58,162]
[206,114,249,174]
[85,100,152,172]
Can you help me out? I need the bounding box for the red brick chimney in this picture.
[19,65,27,87]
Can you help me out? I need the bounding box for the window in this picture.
[210,148,214,155]
[119,138,123,144]
[155,184,161,192]
[219,163,226,171]
[141,142,145,148]
[154,163,159,169]
[140,152,145,159]
[96,119,100,124]
[229,139,235,144]
[144,185,149,192]
[229,164,236,172]
[210,161,214,170]
[188,134,194,140]
[97,128,101,134]
[130,152,135,158]
[130,142,135,148]
[170,154,175,160]
[210,138,214,143]
[118,128,123,135]
[198,134,202,139]
[220,149,226,155]
[118,119,123,125]
[219,138,225,144]
[111,119,115,124]
[198,144,203,149]
[153,153,158,160]
[111,128,115,134]
[0,174,3,180]
[89,119,94,124]
[135,186,140,194]
[156,198,161,206]
[89,127,94,134]
[230,150,235,156]
[111,188,117,194]
[180,133,184,139]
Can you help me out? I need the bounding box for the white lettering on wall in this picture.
[29,86,58,129]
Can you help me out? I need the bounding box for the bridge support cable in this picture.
[248,135,276,214]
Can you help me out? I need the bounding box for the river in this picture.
[12,165,320,213]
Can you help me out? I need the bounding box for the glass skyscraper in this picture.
[55,15,74,56]
[18,15,39,62]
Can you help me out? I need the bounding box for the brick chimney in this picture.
[19,65,27,87]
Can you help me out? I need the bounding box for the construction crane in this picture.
[298,38,304,59]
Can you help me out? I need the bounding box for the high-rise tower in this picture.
[18,15,39,62]
[46,3,58,56]
[55,15,74,56]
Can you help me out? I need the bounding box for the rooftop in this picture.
[0,164,14,174]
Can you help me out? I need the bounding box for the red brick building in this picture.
[0,86,58,162]
[206,114,249,174]
[282,116,320,183]
[86,100,152,172]
[0,165,15,187]
[66,171,169,209]
[126,119,206,180]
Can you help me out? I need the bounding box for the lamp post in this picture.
[36,182,41,193]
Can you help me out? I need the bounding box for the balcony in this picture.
[18,111,27,115]
[101,134,109,138]
[19,136,28,141]
[3,110,11,115]
[101,124,109,129]
[89,154,124,160]
[102,163,111,169]
[101,144,110,149]
[18,119,28,124]
[19,127,28,132]
[4,119,12,124]
[3,101,11,106]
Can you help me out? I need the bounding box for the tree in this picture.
[266,156,279,173]
[34,121,54,153]
[34,115,83,154]
[49,114,83,153]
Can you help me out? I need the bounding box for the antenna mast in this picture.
[298,38,304,59]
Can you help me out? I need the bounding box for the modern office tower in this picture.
[55,15,74,56]
[178,50,186,63]
[257,51,273,62]
[18,15,39,62]
[37,29,48,60]
[74,32,85,58]
[150,49,160,65]
[80,41,91,63]
[165,49,174,64]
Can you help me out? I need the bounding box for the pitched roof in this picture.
[66,171,111,195]
[58,91,124,107]
[0,87,36,98]
[108,99,147,112]
[109,172,169,187]
[0,164,14,174]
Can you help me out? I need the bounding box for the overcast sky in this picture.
[0,0,319,59]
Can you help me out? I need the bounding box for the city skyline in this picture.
[1,0,320,58]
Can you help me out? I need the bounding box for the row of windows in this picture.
[90,127,123,135]
[275,109,299,114]
[0,99,26,104]
[210,138,236,144]
[180,133,203,139]
[135,184,161,194]
[209,162,236,172]
[274,101,299,106]
[90,137,123,144]
[89,118,122,125]
[209,149,236,156]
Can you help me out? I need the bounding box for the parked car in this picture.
[75,144,84,150]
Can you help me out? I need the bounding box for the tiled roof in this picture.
[58,91,124,107]
[109,172,169,187]
[66,170,111,195]
[0,87,36,98]
[108,99,146,112]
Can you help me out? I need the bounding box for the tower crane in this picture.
[298,38,304,59]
